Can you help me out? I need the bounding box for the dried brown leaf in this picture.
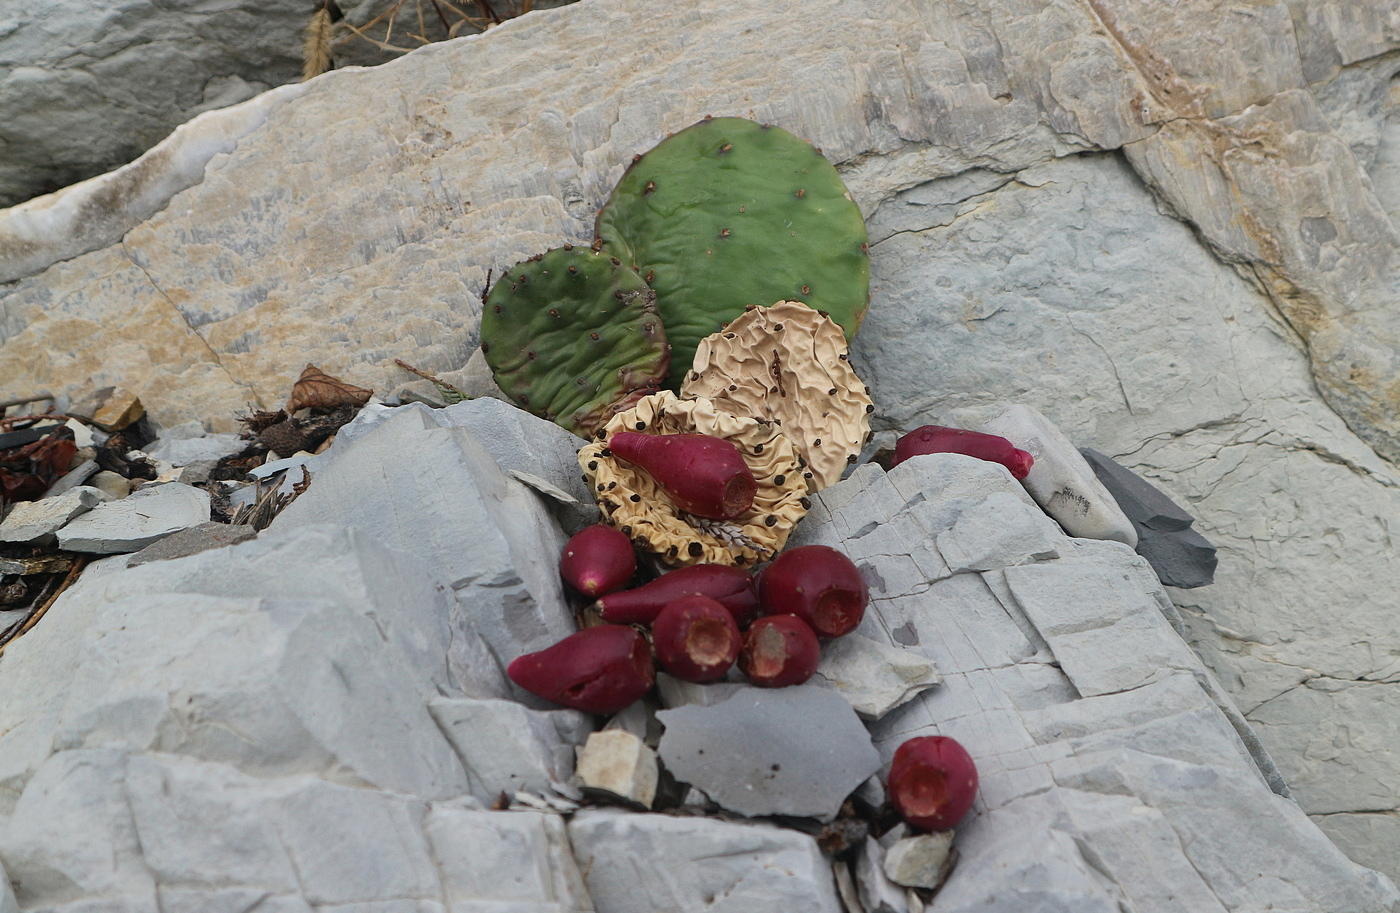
[286,364,372,414]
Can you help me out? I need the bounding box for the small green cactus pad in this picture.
[597,117,870,389]
[481,246,670,438]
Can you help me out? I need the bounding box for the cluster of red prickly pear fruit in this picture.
[507,525,873,710]
[892,424,1033,480]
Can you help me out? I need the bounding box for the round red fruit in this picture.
[888,735,979,831]
[758,545,867,638]
[652,595,742,683]
[738,614,820,687]
[559,524,637,597]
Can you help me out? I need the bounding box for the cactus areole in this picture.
[597,117,870,389]
[608,431,757,521]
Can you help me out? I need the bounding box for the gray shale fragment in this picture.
[0,485,108,544]
[126,521,257,566]
[1081,447,1218,588]
[813,633,941,720]
[657,684,881,821]
[56,482,210,554]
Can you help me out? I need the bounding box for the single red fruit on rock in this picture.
[758,544,867,638]
[891,425,1034,480]
[560,524,637,597]
[597,564,760,627]
[652,595,742,683]
[507,625,655,714]
[889,735,979,831]
[607,431,757,520]
[738,614,820,687]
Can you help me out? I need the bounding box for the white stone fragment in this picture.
[814,633,941,720]
[855,837,910,913]
[979,404,1137,546]
[0,486,108,544]
[657,684,881,821]
[574,730,658,809]
[56,481,210,553]
[89,470,134,500]
[882,831,955,889]
[429,696,590,802]
[147,432,244,465]
[569,810,843,913]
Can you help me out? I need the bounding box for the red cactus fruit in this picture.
[891,425,1033,480]
[738,614,820,687]
[597,564,760,627]
[652,595,742,683]
[507,625,655,714]
[888,735,979,831]
[607,431,757,520]
[560,524,637,597]
[758,545,867,638]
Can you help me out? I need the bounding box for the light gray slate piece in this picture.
[428,696,590,802]
[813,633,941,720]
[274,408,577,703]
[0,486,107,544]
[56,481,209,554]
[657,684,881,821]
[38,458,99,499]
[979,404,1137,547]
[423,802,593,913]
[653,673,745,709]
[855,837,910,913]
[1079,448,1194,532]
[569,810,842,913]
[126,521,257,566]
[934,490,1063,572]
[146,432,245,466]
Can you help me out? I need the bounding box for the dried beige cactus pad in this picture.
[682,301,873,491]
[578,391,809,567]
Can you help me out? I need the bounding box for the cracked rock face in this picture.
[3,0,1400,889]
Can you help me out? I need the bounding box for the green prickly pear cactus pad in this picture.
[597,117,870,389]
[480,246,670,438]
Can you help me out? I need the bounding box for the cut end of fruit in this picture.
[813,589,863,638]
[745,622,788,679]
[687,616,737,666]
[721,472,758,519]
[892,765,949,819]
[1008,448,1034,480]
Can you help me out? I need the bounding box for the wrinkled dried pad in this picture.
[578,391,808,567]
[682,301,871,490]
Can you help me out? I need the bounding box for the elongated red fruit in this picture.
[653,595,742,683]
[889,736,979,831]
[738,615,820,687]
[759,545,867,638]
[891,425,1033,480]
[597,564,760,627]
[560,524,637,597]
[608,431,757,520]
[507,625,655,714]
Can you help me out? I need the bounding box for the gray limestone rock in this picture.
[147,432,245,466]
[569,810,842,913]
[1135,525,1219,589]
[656,684,881,821]
[653,673,745,710]
[428,697,590,802]
[1079,448,1195,533]
[56,481,209,553]
[855,837,910,913]
[125,521,257,567]
[0,486,108,544]
[813,633,941,721]
[38,458,99,499]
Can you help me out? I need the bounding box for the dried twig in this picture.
[0,556,89,655]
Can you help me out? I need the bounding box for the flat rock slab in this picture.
[981,404,1137,547]
[56,482,210,554]
[570,809,842,913]
[813,633,941,720]
[657,684,880,821]
[0,486,108,544]
[126,521,257,567]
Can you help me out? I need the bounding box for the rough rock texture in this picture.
[4,0,1400,883]
[787,456,1398,910]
